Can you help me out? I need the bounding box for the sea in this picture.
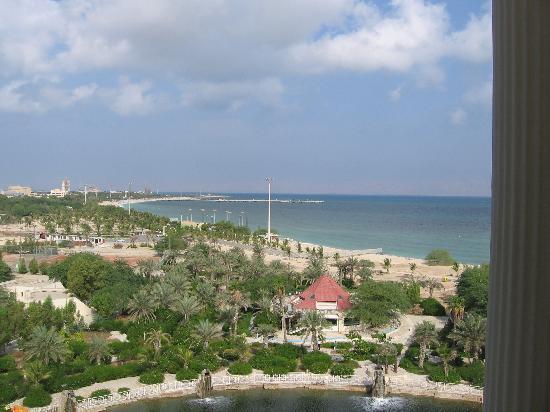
[131,194,491,264]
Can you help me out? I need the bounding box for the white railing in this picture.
[76,373,368,410]
[30,406,58,412]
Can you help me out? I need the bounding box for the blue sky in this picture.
[0,0,492,196]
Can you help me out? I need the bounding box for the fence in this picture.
[76,373,369,410]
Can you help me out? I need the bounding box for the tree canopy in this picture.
[456,264,489,316]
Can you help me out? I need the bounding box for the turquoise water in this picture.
[107,389,481,411]
[132,194,490,264]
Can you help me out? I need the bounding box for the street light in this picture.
[266,177,272,242]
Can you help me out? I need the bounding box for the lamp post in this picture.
[266,177,272,242]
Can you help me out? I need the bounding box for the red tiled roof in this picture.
[294,274,352,311]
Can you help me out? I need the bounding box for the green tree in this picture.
[297,310,329,350]
[24,326,70,365]
[409,262,417,273]
[65,253,110,301]
[88,336,111,365]
[145,329,171,357]
[412,321,439,369]
[17,257,27,274]
[421,277,444,298]
[193,320,223,349]
[382,258,392,273]
[23,361,51,387]
[448,313,486,362]
[127,289,158,322]
[437,344,457,378]
[0,259,12,282]
[446,296,465,323]
[256,324,277,348]
[28,258,39,275]
[171,295,202,322]
[456,265,489,316]
[425,249,455,266]
[350,280,412,328]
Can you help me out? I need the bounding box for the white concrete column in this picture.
[486,1,550,410]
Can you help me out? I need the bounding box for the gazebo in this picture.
[292,274,352,332]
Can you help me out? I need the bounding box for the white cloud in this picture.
[450,107,467,125]
[103,77,160,115]
[0,0,492,113]
[0,78,96,113]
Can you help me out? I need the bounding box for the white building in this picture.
[1,274,95,325]
[50,179,70,197]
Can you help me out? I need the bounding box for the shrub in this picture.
[458,361,485,387]
[0,370,26,404]
[228,362,253,375]
[189,352,221,373]
[420,298,446,316]
[139,370,164,384]
[220,348,241,361]
[117,387,130,394]
[272,343,305,359]
[90,389,111,398]
[0,355,16,372]
[176,369,199,381]
[308,362,330,374]
[425,249,455,266]
[250,353,296,375]
[113,243,123,249]
[340,359,360,369]
[330,364,355,377]
[301,352,332,371]
[428,367,461,384]
[23,387,52,407]
[29,258,39,274]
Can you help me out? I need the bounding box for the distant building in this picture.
[50,179,70,197]
[291,274,353,332]
[4,185,32,196]
[37,233,104,245]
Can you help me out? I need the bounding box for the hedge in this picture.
[301,352,332,371]
[0,370,27,404]
[139,370,165,384]
[420,298,446,316]
[220,348,241,361]
[23,387,52,408]
[330,364,355,377]
[90,389,111,398]
[117,387,130,394]
[250,353,296,375]
[176,369,199,381]
[228,362,253,375]
[0,356,16,373]
[428,367,461,384]
[189,352,222,373]
[457,361,485,387]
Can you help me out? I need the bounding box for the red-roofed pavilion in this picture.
[292,274,353,332]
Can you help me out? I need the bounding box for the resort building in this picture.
[1,274,94,325]
[291,274,352,333]
[37,233,104,245]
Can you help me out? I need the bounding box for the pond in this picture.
[107,389,482,412]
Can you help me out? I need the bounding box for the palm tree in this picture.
[446,296,466,323]
[422,277,444,297]
[151,282,176,308]
[377,341,397,373]
[437,344,457,377]
[145,329,171,357]
[23,361,51,386]
[88,336,111,365]
[256,324,277,348]
[127,289,158,322]
[195,282,217,306]
[412,321,439,368]
[174,346,194,369]
[383,258,392,273]
[448,314,486,362]
[193,320,223,349]
[297,311,329,350]
[136,259,156,279]
[451,262,460,276]
[273,288,290,343]
[171,295,202,322]
[25,326,70,365]
[409,262,417,273]
[218,290,251,336]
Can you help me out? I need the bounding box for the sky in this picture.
[0,0,492,196]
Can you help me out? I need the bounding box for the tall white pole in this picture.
[128,182,132,216]
[266,177,272,242]
[212,210,216,224]
[84,185,87,205]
